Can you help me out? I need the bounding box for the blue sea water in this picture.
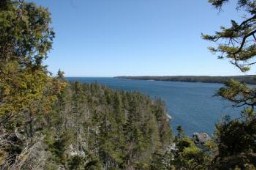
[67,77,240,136]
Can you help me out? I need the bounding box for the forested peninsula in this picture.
[1,0,256,169]
[116,75,256,84]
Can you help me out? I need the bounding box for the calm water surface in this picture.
[67,77,239,135]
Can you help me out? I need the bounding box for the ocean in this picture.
[67,77,240,135]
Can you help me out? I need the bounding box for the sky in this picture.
[30,0,254,77]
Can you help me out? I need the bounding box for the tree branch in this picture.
[239,14,256,28]
[234,29,256,55]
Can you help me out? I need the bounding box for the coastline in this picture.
[115,75,256,85]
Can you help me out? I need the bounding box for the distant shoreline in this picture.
[115,75,256,84]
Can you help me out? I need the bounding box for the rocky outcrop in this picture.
[192,132,211,145]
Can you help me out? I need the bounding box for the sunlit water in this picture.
[67,77,240,135]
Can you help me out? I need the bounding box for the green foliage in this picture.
[68,156,84,170]
[0,0,173,169]
[172,135,210,169]
[0,0,66,168]
[40,82,173,169]
[203,0,256,72]
[0,0,65,134]
[169,126,217,169]
[203,0,256,169]
[213,117,256,169]
[0,0,54,64]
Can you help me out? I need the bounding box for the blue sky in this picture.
[30,0,252,77]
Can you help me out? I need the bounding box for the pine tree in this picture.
[203,0,256,168]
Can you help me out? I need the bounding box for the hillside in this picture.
[0,82,173,169]
[1,0,256,169]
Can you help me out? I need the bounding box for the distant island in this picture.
[116,75,256,84]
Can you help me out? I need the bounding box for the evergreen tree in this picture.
[0,0,58,130]
[203,0,256,168]
[0,0,66,168]
[0,1,173,169]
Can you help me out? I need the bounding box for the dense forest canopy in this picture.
[0,1,173,169]
[0,0,256,169]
